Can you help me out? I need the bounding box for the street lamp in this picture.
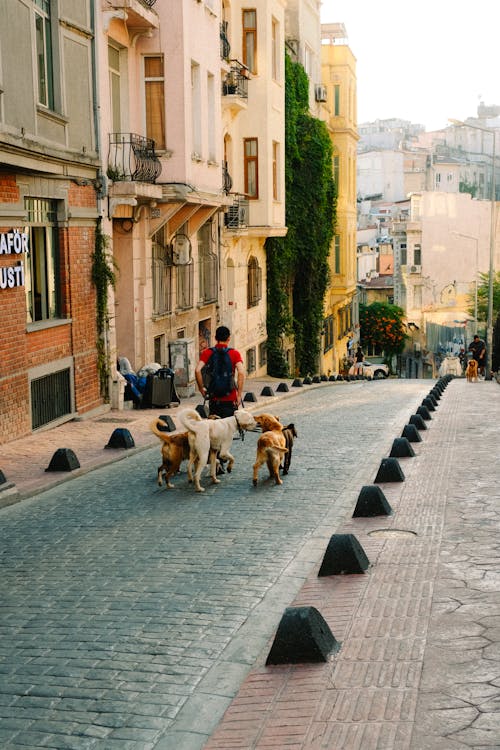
[449,118,496,379]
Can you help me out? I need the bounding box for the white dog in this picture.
[178,408,257,492]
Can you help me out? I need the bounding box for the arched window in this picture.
[247,256,262,307]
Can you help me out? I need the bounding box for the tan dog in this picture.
[466,359,478,382]
[253,414,288,486]
[150,418,190,488]
[179,408,257,492]
[281,423,297,475]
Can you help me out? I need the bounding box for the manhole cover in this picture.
[368,528,417,539]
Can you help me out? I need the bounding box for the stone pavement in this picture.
[1,376,500,750]
[204,377,500,750]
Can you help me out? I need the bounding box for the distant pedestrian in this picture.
[468,335,486,377]
[354,345,365,375]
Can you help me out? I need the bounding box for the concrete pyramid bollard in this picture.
[303,376,312,385]
[353,485,393,516]
[157,415,176,431]
[243,392,258,402]
[421,397,436,411]
[416,405,432,421]
[45,448,81,472]
[318,534,370,576]
[291,378,303,387]
[260,386,275,397]
[276,382,289,392]
[402,423,422,442]
[105,428,135,449]
[410,414,427,430]
[390,437,416,457]
[374,457,405,483]
[266,606,341,665]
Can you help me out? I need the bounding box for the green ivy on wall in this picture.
[91,219,116,399]
[266,55,336,377]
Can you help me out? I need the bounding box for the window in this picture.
[152,225,173,315]
[271,18,279,81]
[323,315,334,352]
[35,0,54,108]
[246,346,256,374]
[244,138,258,198]
[247,256,262,307]
[334,84,340,116]
[333,154,340,186]
[144,56,165,150]
[242,9,257,74]
[413,244,421,265]
[333,235,340,274]
[25,198,60,323]
[207,73,216,162]
[191,62,202,157]
[108,45,121,133]
[176,224,193,310]
[259,341,267,367]
[198,222,217,304]
[272,141,279,200]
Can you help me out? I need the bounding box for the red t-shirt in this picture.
[200,345,243,402]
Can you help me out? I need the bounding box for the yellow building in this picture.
[320,24,359,376]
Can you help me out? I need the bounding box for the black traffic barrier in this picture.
[409,414,427,430]
[45,448,80,472]
[291,378,303,387]
[105,428,135,449]
[416,405,432,421]
[260,386,275,397]
[276,382,289,392]
[390,437,415,457]
[303,376,312,385]
[244,392,258,402]
[353,485,393,517]
[374,457,405,483]
[318,534,370,576]
[157,415,176,431]
[321,375,328,382]
[328,375,336,381]
[421,397,436,411]
[402,423,422,442]
[312,376,321,383]
[266,606,341,665]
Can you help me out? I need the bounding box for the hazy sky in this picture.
[320,1,500,131]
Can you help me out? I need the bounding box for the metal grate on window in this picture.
[31,368,71,430]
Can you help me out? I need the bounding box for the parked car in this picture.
[363,361,389,378]
[349,361,389,379]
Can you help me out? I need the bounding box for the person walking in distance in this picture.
[354,345,365,376]
[195,325,245,418]
[468,334,486,377]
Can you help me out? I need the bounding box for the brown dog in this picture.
[150,418,190,488]
[466,359,478,382]
[253,414,288,486]
[281,423,297,475]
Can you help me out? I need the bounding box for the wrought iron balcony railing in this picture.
[139,0,157,6]
[220,21,231,60]
[108,133,162,183]
[222,60,249,98]
[222,161,233,194]
[224,193,249,229]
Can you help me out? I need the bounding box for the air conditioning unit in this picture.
[315,84,327,103]
[410,264,421,274]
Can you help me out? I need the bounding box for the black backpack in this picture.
[204,347,235,398]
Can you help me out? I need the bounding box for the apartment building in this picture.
[320,23,359,375]
[0,0,102,443]
[219,0,286,377]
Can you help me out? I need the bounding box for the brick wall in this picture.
[0,176,103,444]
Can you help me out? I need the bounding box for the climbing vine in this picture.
[91,219,116,399]
[266,55,336,376]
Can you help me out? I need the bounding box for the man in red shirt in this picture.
[195,325,245,418]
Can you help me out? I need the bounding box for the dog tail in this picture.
[177,408,205,434]
[150,418,174,443]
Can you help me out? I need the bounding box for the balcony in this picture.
[108,133,161,183]
[224,193,249,230]
[106,0,159,32]
[222,60,249,99]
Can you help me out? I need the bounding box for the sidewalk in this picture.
[0,376,328,505]
[199,377,500,750]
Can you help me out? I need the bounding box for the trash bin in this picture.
[141,367,180,408]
